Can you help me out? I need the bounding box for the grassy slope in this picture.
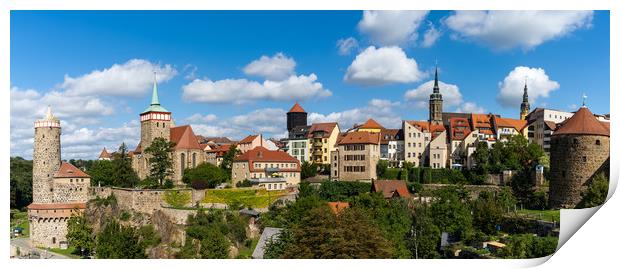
[202,188,287,208]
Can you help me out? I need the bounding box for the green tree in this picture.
[96,220,146,258]
[428,186,473,241]
[10,157,32,209]
[144,137,175,187]
[182,162,228,189]
[376,160,389,178]
[579,172,609,208]
[88,160,115,186]
[472,142,490,174]
[409,205,441,259]
[66,213,95,256]
[300,161,318,179]
[497,234,557,258]
[199,229,230,258]
[112,143,140,188]
[471,191,505,234]
[219,144,240,179]
[318,181,371,202]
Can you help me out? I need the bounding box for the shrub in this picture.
[182,163,228,190]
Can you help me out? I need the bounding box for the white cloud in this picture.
[445,11,594,51]
[456,102,486,114]
[421,22,442,48]
[404,80,463,109]
[62,59,177,97]
[358,10,429,46]
[187,108,287,140]
[497,66,560,107]
[337,37,359,55]
[243,53,296,80]
[308,99,402,130]
[181,74,332,104]
[185,113,218,123]
[344,46,425,86]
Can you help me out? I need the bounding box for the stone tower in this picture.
[549,106,610,208]
[429,66,443,125]
[520,82,530,120]
[287,102,307,135]
[140,73,172,151]
[32,106,62,204]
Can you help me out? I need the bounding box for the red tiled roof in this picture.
[553,107,610,137]
[495,117,527,131]
[288,102,306,113]
[359,118,384,129]
[28,202,86,210]
[371,180,410,198]
[471,114,492,129]
[307,122,338,138]
[170,125,202,150]
[406,120,446,139]
[327,202,349,214]
[133,143,142,154]
[544,121,557,131]
[380,129,403,144]
[206,144,233,157]
[449,117,471,141]
[99,148,111,159]
[337,131,381,145]
[234,146,300,172]
[54,162,90,178]
[239,135,259,144]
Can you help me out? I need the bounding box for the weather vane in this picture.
[582,93,588,107]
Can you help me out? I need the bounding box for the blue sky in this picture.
[10,11,610,159]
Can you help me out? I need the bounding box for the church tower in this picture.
[32,106,61,204]
[429,66,443,125]
[140,73,172,151]
[287,102,307,136]
[520,82,530,120]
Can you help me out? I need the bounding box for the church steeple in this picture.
[520,80,530,120]
[429,64,443,125]
[142,72,169,114]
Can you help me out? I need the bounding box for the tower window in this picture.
[596,140,601,145]
[582,156,587,162]
[157,122,159,127]
[163,123,166,128]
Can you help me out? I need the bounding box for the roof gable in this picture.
[288,102,306,113]
[337,131,381,145]
[54,162,90,178]
[170,125,202,150]
[359,118,384,129]
[553,107,609,137]
[371,180,410,198]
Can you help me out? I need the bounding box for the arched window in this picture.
[181,153,186,175]
[157,122,159,127]
[192,153,197,168]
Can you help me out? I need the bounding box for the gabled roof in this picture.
[380,129,403,144]
[553,107,610,137]
[239,135,259,144]
[99,148,112,159]
[133,143,142,154]
[54,162,90,178]
[307,122,338,138]
[235,146,299,163]
[359,118,385,130]
[371,180,411,198]
[337,131,381,145]
[544,121,557,131]
[449,117,472,141]
[405,120,446,139]
[288,102,306,113]
[471,114,493,129]
[206,144,233,157]
[170,125,202,150]
[494,117,527,131]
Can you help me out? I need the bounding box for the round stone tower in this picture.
[32,106,62,204]
[549,106,610,208]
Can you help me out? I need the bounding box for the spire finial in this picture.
[151,71,160,105]
[582,93,588,107]
[45,105,54,120]
[433,61,439,92]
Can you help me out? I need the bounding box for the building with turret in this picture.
[520,82,530,120]
[28,107,91,248]
[549,106,610,208]
[130,75,205,185]
[429,66,443,125]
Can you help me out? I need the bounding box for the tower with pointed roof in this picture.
[520,82,530,120]
[139,73,172,152]
[429,66,443,125]
[32,106,62,204]
[549,105,610,208]
[286,102,307,137]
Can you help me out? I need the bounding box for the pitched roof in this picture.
[133,143,142,154]
[170,125,202,150]
[235,146,299,163]
[54,162,90,178]
[494,117,527,131]
[239,135,259,144]
[449,117,472,141]
[359,118,385,130]
[288,102,306,113]
[337,131,381,145]
[204,136,234,144]
[371,180,411,198]
[99,148,111,159]
[553,107,610,137]
[544,121,557,131]
[406,120,446,139]
[307,122,338,138]
[27,202,87,210]
[206,144,233,157]
[471,114,493,129]
[327,202,349,214]
[380,129,403,144]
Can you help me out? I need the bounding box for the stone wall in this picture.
[29,208,79,248]
[52,178,90,203]
[32,126,61,204]
[549,134,610,208]
[91,187,204,215]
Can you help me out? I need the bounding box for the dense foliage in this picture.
[144,137,176,188]
[10,157,32,209]
[177,209,247,258]
[182,162,228,189]
[66,213,95,256]
[88,143,140,188]
[96,220,147,258]
[317,181,371,202]
[219,144,240,180]
[300,161,318,179]
[579,172,609,208]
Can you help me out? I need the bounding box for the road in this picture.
[10,238,69,259]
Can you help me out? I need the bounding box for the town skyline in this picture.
[10,10,610,159]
